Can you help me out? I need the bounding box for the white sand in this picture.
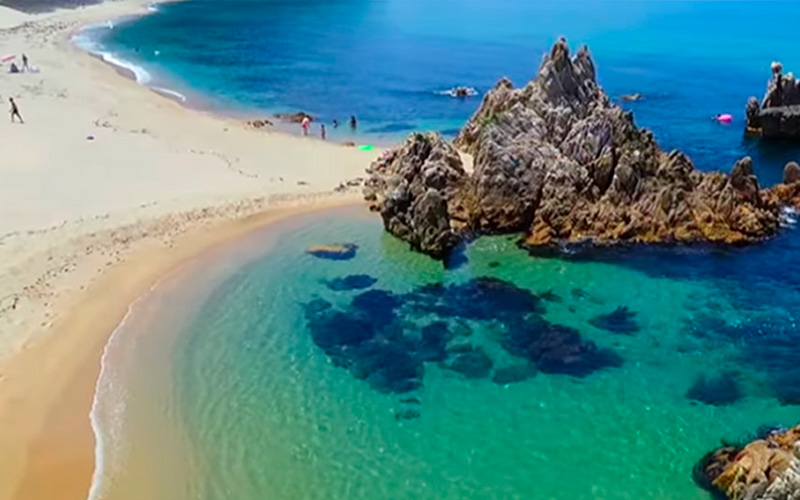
[0,0,378,361]
[0,3,384,498]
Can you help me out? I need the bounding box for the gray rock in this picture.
[746,64,800,140]
[784,162,800,184]
[364,40,788,259]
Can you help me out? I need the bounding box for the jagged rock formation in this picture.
[364,133,471,258]
[365,39,800,259]
[696,425,800,500]
[746,62,800,140]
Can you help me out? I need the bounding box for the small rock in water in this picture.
[395,408,421,421]
[446,346,493,379]
[306,243,358,261]
[540,289,562,303]
[621,93,643,102]
[488,261,501,268]
[686,373,742,406]
[325,274,378,291]
[571,288,589,300]
[399,397,421,405]
[590,306,640,335]
[492,364,536,385]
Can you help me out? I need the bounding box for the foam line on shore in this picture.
[72,23,152,84]
[84,276,162,500]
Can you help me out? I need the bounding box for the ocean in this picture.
[78,0,800,177]
[79,1,800,499]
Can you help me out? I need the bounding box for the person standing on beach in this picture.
[21,54,28,71]
[301,116,310,136]
[320,124,326,140]
[349,115,357,130]
[9,98,23,124]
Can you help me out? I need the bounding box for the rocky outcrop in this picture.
[746,62,800,140]
[364,133,471,258]
[274,112,314,123]
[364,39,797,259]
[696,425,800,500]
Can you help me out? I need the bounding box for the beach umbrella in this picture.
[1,54,16,62]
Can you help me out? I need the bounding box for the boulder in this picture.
[274,112,315,123]
[696,425,800,500]
[784,162,800,184]
[364,133,468,258]
[365,39,789,259]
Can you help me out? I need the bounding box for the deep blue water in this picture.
[83,0,800,178]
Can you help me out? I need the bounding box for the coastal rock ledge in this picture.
[746,61,800,140]
[364,39,800,259]
[696,425,800,500]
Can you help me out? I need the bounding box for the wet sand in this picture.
[0,199,362,500]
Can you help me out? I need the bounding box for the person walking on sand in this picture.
[320,123,326,140]
[301,116,310,136]
[9,98,23,124]
[21,54,28,71]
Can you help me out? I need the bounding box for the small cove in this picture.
[90,206,800,500]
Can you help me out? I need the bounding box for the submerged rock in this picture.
[406,277,543,320]
[686,373,742,406]
[696,424,800,500]
[307,243,358,261]
[492,363,537,385]
[446,345,493,379]
[502,317,623,377]
[395,408,421,421]
[304,276,621,394]
[365,39,788,260]
[745,62,800,140]
[590,306,639,335]
[325,274,378,291]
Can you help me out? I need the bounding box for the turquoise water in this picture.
[79,2,800,498]
[92,207,800,500]
[79,0,800,172]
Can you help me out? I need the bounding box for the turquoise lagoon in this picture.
[91,207,800,500]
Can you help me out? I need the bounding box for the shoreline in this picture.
[1,196,365,500]
[0,0,382,499]
[67,1,425,147]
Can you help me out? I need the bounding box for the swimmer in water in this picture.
[349,115,357,130]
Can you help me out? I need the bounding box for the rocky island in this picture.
[696,425,800,500]
[746,62,800,140]
[364,39,800,259]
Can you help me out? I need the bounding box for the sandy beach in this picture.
[0,1,377,499]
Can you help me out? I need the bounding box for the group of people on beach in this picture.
[301,115,357,139]
[5,53,27,124]
[8,53,29,74]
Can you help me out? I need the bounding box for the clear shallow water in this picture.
[83,2,800,498]
[94,207,800,500]
[83,0,800,169]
